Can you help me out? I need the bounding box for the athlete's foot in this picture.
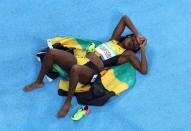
[23,81,44,92]
[56,102,72,118]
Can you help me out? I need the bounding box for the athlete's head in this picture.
[120,34,140,52]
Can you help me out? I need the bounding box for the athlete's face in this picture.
[123,36,140,51]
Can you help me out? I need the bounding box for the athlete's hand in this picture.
[136,34,147,48]
[140,37,147,48]
[136,34,146,45]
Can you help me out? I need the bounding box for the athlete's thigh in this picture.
[77,65,95,84]
[51,49,77,70]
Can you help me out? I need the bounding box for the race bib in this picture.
[95,41,125,60]
[96,44,115,60]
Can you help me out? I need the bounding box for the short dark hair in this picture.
[119,34,140,53]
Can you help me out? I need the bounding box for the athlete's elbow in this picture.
[121,15,128,22]
[122,15,129,20]
[140,69,147,75]
[122,15,126,19]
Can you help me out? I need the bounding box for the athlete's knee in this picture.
[47,49,57,57]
